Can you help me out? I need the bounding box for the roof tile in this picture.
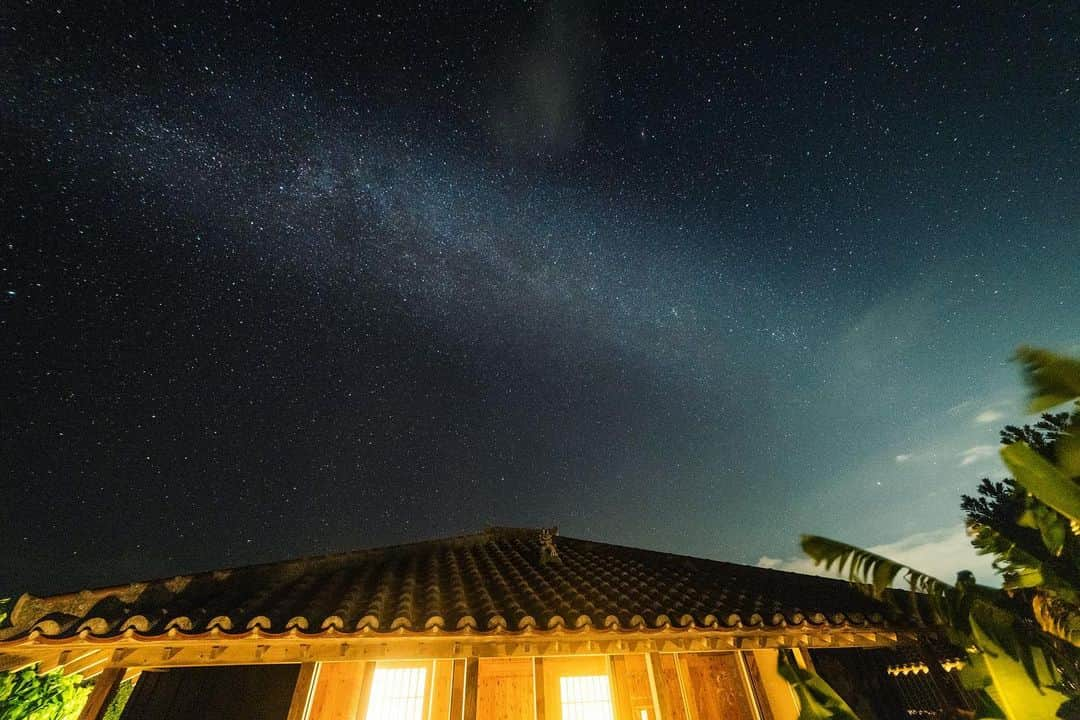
[1,527,902,641]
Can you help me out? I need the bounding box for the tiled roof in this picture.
[1,527,900,641]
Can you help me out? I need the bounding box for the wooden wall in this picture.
[476,658,534,720]
[110,651,797,720]
[678,654,755,720]
[119,665,300,720]
[307,662,371,720]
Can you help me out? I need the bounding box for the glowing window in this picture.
[364,667,427,720]
[559,675,615,720]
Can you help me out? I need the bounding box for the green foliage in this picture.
[775,650,860,720]
[1001,442,1080,527]
[101,681,132,720]
[0,668,90,720]
[968,615,1069,720]
[1015,346,1080,413]
[803,347,1080,718]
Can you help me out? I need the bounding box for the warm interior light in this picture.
[560,675,615,720]
[364,667,427,720]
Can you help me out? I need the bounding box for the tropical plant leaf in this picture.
[1032,592,1080,648]
[1015,347,1080,413]
[776,650,861,720]
[1001,442,1080,524]
[1017,497,1069,557]
[1059,430,1080,480]
[969,615,1069,719]
[800,534,961,627]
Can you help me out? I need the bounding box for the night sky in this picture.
[3,2,1079,596]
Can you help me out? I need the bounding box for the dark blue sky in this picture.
[2,1,1078,594]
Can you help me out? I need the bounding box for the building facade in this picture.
[0,528,972,719]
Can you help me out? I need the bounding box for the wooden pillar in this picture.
[462,657,479,720]
[77,667,124,720]
[533,658,547,720]
[671,655,695,720]
[286,663,320,720]
[645,653,687,720]
[607,656,634,720]
[734,653,764,720]
[449,659,467,720]
[430,660,455,720]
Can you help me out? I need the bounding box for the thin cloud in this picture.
[757,525,996,585]
[959,445,996,466]
[974,409,1005,425]
[895,453,913,463]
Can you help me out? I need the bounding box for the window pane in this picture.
[364,667,427,720]
[560,675,615,720]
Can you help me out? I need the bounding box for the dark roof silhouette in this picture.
[3,527,899,641]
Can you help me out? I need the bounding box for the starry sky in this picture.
[2,1,1079,596]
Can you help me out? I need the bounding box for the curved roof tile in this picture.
[1,527,901,641]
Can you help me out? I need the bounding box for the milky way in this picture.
[3,1,1079,593]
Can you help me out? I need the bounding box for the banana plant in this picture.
[776,650,861,720]
[802,347,1080,719]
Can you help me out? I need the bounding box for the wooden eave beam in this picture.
[0,625,928,671]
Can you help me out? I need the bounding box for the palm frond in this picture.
[801,534,951,597]
[1014,346,1080,413]
[1032,592,1080,648]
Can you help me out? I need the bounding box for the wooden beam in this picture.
[0,654,36,673]
[77,667,124,720]
[286,662,320,720]
[1,625,918,658]
[63,651,107,678]
[36,650,69,674]
[462,657,479,720]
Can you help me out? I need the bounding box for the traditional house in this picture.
[0,528,973,719]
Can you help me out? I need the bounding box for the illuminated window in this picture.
[364,667,427,720]
[559,675,615,720]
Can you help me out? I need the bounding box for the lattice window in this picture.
[559,675,615,720]
[363,667,427,720]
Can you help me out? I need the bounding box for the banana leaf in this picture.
[1001,443,1080,524]
[1015,347,1080,412]
[776,650,861,720]
[969,615,1068,719]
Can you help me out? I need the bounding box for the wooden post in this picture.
[286,663,320,720]
[607,656,634,720]
[77,667,124,720]
[357,662,376,720]
[430,660,456,720]
[734,653,764,720]
[792,647,817,674]
[462,657,479,720]
[449,659,466,720]
[671,655,695,720]
[533,657,546,720]
[645,653,687,720]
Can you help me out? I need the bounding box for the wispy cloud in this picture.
[974,409,1005,425]
[757,525,997,585]
[958,445,996,466]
